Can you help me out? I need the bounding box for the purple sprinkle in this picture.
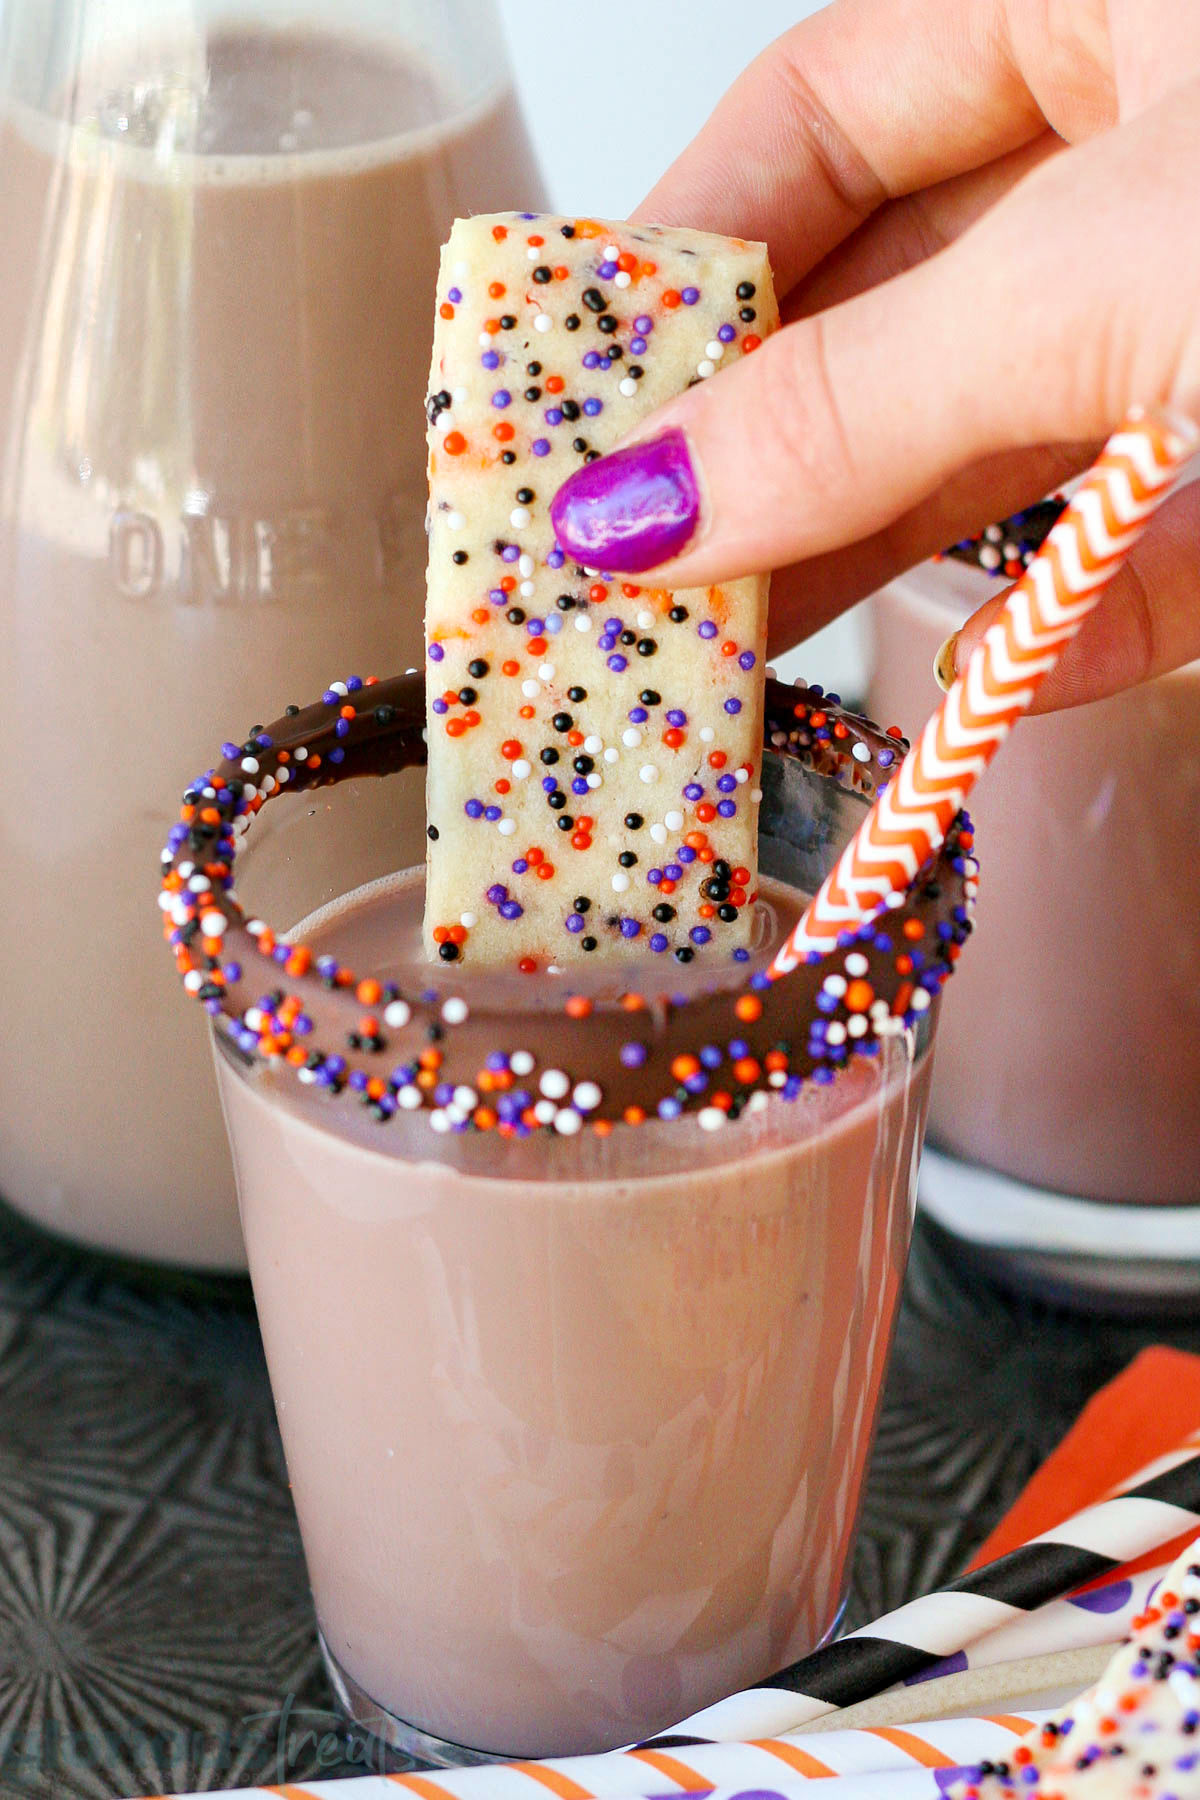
[665,863,683,881]
[223,962,242,983]
[628,706,648,723]
[432,698,448,715]
[718,323,737,343]
[499,901,523,920]
[481,350,500,369]
[484,805,501,822]
[718,800,737,817]
[502,544,520,562]
[486,1052,508,1072]
[739,650,757,669]
[598,260,618,278]
[512,857,529,874]
[583,398,603,416]
[571,778,589,795]
[630,336,647,354]
[621,1042,648,1068]
[877,747,896,767]
[690,926,711,945]
[598,634,616,652]
[465,799,484,819]
[489,587,506,603]
[724,697,743,714]
[335,718,350,737]
[717,774,737,792]
[486,884,507,904]
[349,1070,368,1092]
[666,709,687,726]
[678,846,696,864]
[620,918,641,939]
[545,407,564,426]
[491,389,511,408]
[681,286,700,304]
[526,617,546,634]
[542,776,557,793]
[221,741,240,760]
[447,286,462,303]
[647,869,663,885]
[649,933,668,952]
[584,350,603,369]
[698,620,718,639]
[566,913,585,933]
[634,315,653,333]
[658,1096,683,1119]
[428,643,445,662]
[683,782,704,801]
[1069,1578,1133,1615]
[608,654,628,672]
[548,548,565,568]
[733,947,750,962]
[532,438,551,456]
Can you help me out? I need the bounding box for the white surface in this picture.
[497,0,829,219]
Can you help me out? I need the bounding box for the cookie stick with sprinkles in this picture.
[423,212,778,968]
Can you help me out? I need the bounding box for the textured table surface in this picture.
[0,1207,1195,1800]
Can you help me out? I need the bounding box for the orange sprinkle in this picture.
[356,979,382,1006]
[536,863,556,881]
[695,803,717,824]
[445,718,467,737]
[741,333,762,352]
[518,957,537,974]
[708,750,728,769]
[733,1057,761,1085]
[519,705,535,720]
[527,636,547,655]
[565,995,593,1020]
[439,302,455,319]
[588,583,608,602]
[623,1105,646,1126]
[846,979,874,1012]
[545,375,564,394]
[491,224,508,240]
[471,607,489,625]
[661,289,681,309]
[684,831,708,850]
[487,281,506,298]
[494,778,511,795]
[671,1054,700,1081]
[732,866,751,885]
[502,660,520,676]
[721,640,738,657]
[443,431,467,456]
[735,995,763,1023]
[527,234,544,246]
[571,832,592,850]
[493,421,515,442]
[663,728,685,750]
[501,741,522,764]
[621,583,642,598]
[903,919,925,940]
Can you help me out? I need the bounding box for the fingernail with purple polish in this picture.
[549,427,700,573]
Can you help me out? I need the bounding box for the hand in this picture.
[549,0,1200,712]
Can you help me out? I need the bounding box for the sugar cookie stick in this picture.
[424,212,777,968]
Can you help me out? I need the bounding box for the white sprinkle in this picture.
[518,553,534,576]
[575,611,593,631]
[533,1098,557,1124]
[844,953,869,977]
[911,988,932,1012]
[460,913,477,928]
[705,340,723,360]
[519,580,535,597]
[246,920,267,938]
[199,910,227,937]
[293,745,308,761]
[452,386,468,405]
[276,766,290,784]
[751,788,762,802]
[510,506,531,530]
[586,773,602,789]
[446,510,466,531]
[604,244,620,259]
[573,1081,602,1112]
[847,1014,870,1038]
[435,411,456,435]
[649,823,667,845]
[534,313,552,332]
[512,759,531,779]
[240,756,259,774]
[539,1067,570,1100]
[497,818,517,836]
[825,1022,848,1046]
[614,270,632,288]
[442,997,469,1025]
[553,1108,583,1135]
[664,809,684,831]
[187,874,211,893]
[852,742,871,763]
[584,735,603,754]
[331,682,348,696]
[611,872,630,892]
[823,974,848,996]
[397,1085,422,1110]
[639,764,658,784]
[603,747,619,763]
[178,862,195,878]
[699,727,715,743]
[619,378,637,397]
[453,1085,478,1111]
[477,332,492,349]
[384,1000,412,1028]
[698,1107,727,1132]
[636,609,655,629]
[697,360,716,378]
[429,1110,452,1134]
[622,728,642,748]
[510,1050,535,1076]
[747,1091,770,1114]
[870,999,891,1021]
[768,1070,788,1088]
[244,1008,264,1031]
[538,663,555,682]
[979,544,1002,570]
[522,679,540,698]
[527,245,541,260]
[183,970,204,993]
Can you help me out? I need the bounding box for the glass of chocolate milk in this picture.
[0,1,542,1269]
[191,687,958,1763]
[867,491,1200,1308]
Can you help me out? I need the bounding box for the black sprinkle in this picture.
[427,825,439,841]
[452,549,469,564]
[582,287,607,312]
[736,281,756,299]
[636,639,657,656]
[499,314,517,330]
[438,942,459,961]
[532,266,552,283]
[501,450,516,464]
[506,607,526,624]
[581,936,597,951]
[618,851,637,868]
[739,307,756,323]
[565,314,581,331]
[597,315,618,334]
[524,386,542,402]
[516,487,534,504]
[624,813,644,830]
[669,605,689,623]
[652,903,675,923]
[567,686,588,702]
[467,659,489,679]
[540,747,560,764]
[573,896,591,913]
[552,712,573,731]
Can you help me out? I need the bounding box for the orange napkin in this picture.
[966,1344,1200,1582]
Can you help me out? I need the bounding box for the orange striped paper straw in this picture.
[770,405,1200,974]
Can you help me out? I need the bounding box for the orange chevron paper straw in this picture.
[770,404,1200,974]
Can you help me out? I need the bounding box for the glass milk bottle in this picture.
[0,0,543,1268]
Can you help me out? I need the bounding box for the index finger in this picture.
[633,0,1065,293]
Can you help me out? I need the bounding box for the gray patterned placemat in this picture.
[0,1209,1194,1799]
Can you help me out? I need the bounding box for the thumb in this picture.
[550,81,1200,587]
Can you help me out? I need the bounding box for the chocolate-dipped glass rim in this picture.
[159,672,977,1137]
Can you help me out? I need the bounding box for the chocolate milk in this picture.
[868,559,1200,1204]
[217,868,931,1757]
[0,29,540,1264]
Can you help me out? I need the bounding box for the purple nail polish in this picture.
[549,427,700,573]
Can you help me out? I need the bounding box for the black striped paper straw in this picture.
[647,1435,1200,1744]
